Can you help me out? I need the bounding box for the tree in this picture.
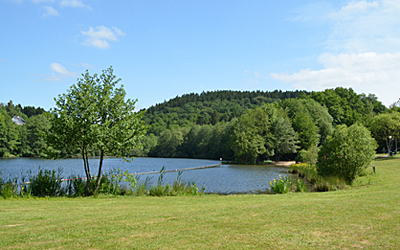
[280,98,333,145]
[317,124,377,184]
[264,103,299,161]
[292,112,320,150]
[20,114,51,157]
[48,67,146,194]
[230,107,274,164]
[151,127,187,158]
[368,112,400,153]
[272,116,299,161]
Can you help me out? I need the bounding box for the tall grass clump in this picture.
[0,172,19,199]
[289,163,347,192]
[1,167,204,198]
[148,167,204,196]
[29,168,64,197]
[270,175,292,194]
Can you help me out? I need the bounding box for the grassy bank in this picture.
[1,156,399,249]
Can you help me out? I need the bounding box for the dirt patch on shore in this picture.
[273,161,296,167]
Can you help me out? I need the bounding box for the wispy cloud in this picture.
[271,52,400,106]
[42,6,59,17]
[242,70,261,87]
[59,0,91,10]
[272,0,400,106]
[41,63,78,81]
[32,0,55,4]
[81,26,126,49]
[79,62,94,68]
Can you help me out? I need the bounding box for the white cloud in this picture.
[41,63,77,81]
[59,0,90,9]
[31,0,54,4]
[81,26,125,49]
[331,1,379,20]
[112,27,126,36]
[271,52,400,106]
[42,6,59,17]
[80,62,94,68]
[272,0,400,106]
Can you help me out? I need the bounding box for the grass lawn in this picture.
[1,156,399,249]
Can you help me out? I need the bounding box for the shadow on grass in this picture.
[375,155,400,162]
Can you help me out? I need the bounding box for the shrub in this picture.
[29,168,63,197]
[295,179,307,192]
[0,174,18,199]
[295,145,319,164]
[270,175,292,194]
[317,124,377,184]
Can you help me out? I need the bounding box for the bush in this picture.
[317,124,377,184]
[270,175,292,194]
[295,145,319,164]
[29,168,63,197]
[0,173,18,199]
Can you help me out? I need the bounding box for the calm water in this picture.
[0,157,290,194]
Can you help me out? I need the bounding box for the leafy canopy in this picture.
[317,124,377,184]
[48,67,146,194]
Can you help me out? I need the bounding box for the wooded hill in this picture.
[129,87,394,164]
[143,88,386,136]
[143,90,308,135]
[2,87,398,164]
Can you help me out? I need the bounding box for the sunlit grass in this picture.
[1,155,400,249]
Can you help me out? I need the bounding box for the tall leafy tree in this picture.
[292,112,320,150]
[317,124,377,184]
[230,107,274,164]
[264,103,299,161]
[272,116,299,161]
[48,67,146,194]
[20,114,51,157]
[368,112,400,153]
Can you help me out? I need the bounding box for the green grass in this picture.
[1,156,400,249]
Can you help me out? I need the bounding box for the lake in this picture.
[0,157,290,194]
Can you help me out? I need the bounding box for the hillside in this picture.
[143,90,308,135]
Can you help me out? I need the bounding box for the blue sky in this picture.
[1,0,400,110]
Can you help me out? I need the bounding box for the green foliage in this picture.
[148,168,204,196]
[151,128,187,158]
[270,175,292,194]
[368,112,400,153]
[295,179,307,192]
[308,87,384,126]
[0,109,20,157]
[48,67,146,194]
[280,98,333,146]
[295,145,319,164]
[20,114,51,157]
[230,107,274,164]
[289,163,347,191]
[292,112,320,150]
[317,124,377,184]
[270,113,299,161]
[29,168,63,197]
[0,173,18,199]
[144,90,308,135]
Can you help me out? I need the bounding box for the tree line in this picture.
[1,87,399,164]
[134,87,397,164]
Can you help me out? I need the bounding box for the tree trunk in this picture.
[82,146,91,195]
[94,149,104,194]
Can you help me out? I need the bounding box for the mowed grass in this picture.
[1,156,400,249]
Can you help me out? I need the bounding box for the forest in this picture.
[1,87,399,164]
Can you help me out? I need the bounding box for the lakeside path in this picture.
[1,156,399,249]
